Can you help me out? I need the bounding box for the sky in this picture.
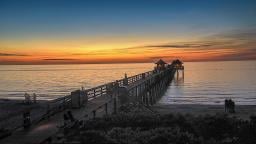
[0,0,256,64]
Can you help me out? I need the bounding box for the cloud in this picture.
[145,43,213,48]
[116,40,236,52]
[72,51,113,56]
[72,48,144,56]
[43,58,77,61]
[119,28,256,51]
[144,29,256,61]
[214,48,256,61]
[211,28,256,41]
[143,39,239,49]
[0,53,29,56]
[148,55,174,59]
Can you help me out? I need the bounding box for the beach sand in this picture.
[152,104,256,120]
[0,99,48,130]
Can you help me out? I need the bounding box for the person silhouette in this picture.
[67,111,75,122]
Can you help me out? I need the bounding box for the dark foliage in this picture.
[63,113,256,144]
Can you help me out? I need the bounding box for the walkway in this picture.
[0,94,112,144]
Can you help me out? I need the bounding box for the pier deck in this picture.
[0,94,113,144]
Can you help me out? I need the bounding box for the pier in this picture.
[0,59,184,144]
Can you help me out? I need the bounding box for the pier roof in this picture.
[155,59,167,65]
[171,59,183,65]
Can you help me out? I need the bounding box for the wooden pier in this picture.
[0,59,184,144]
[41,59,184,119]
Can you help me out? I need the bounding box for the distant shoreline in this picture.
[0,59,256,65]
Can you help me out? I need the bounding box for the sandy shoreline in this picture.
[152,104,256,119]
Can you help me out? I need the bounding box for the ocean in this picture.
[0,61,255,105]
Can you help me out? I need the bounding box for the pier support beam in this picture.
[92,110,96,119]
[117,87,130,105]
[113,98,117,114]
[105,103,108,115]
[182,69,184,79]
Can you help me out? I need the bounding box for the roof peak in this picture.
[155,59,167,65]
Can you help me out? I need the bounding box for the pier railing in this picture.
[46,70,154,116]
[44,70,155,116]
[127,71,153,85]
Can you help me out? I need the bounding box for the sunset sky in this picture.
[0,0,256,64]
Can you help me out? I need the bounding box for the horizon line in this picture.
[0,59,255,65]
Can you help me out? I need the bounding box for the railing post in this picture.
[23,109,31,129]
[143,93,146,104]
[138,85,141,102]
[106,83,113,97]
[63,97,66,109]
[113,97,117,114]
[152,87,155,104]
[92,110,96,119]
[146,92,149,106]
[142,73,145,79]
[105,103,108,115]
[117,86,130,105]
[123,73,128,86]
[149,90,153,105]
[135,86,138,99]
[46,103,50,119]
[83,90,88,105]
[182,69,184,79]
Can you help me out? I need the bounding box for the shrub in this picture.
[61,113,256,144]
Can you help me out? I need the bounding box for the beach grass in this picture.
[45,103,256,144]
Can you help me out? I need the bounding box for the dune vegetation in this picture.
[61,110,256,144]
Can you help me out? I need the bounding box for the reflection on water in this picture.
[173,69,184,86]
[0,63,154,100]
[0,61,255,105]
[158,60,256,105]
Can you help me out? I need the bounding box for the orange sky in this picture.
[1,0,256,64]
[1,32,256,64]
